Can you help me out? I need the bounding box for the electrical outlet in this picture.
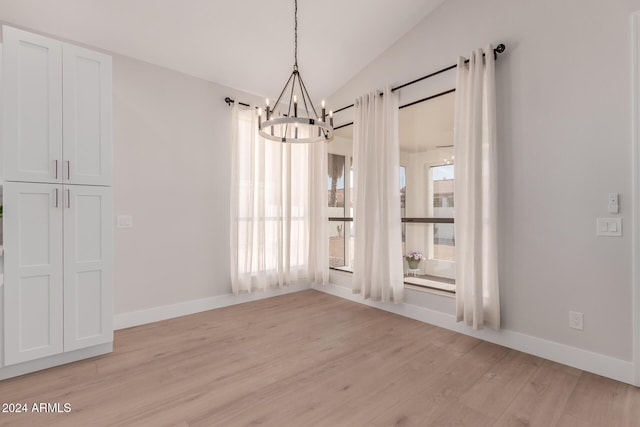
[569,311,583,330]
[117,215,133,228]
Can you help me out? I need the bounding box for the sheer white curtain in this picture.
[352,87,404,303]
[230,104,328,295]
[306,139,329,284]
[454,45,500,330]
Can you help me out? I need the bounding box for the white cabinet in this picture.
[62,44,112,186]
[63,185,113,351]
[0,26,113,374]
[2,28,63,183]
[2,182,112,365]
[2,26,112,186]
[3,182,64,365]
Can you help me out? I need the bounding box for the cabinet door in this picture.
[63,186,113,351]
[3,182,64,365]
[2,26,63,183]
[63,44,112,186]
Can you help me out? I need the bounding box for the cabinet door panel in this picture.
[64,186,113,351]
[63,44,112,186]
[3,182,64,365]
[2,26,63,183]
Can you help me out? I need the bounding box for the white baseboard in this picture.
[0,343,113,380]
[313,282,635,385]
[114,283,312,330]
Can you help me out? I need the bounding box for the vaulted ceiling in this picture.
[0,0,445,100]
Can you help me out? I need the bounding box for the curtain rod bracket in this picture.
[224,97,252,108]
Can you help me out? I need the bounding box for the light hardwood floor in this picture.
[0,290,638,426]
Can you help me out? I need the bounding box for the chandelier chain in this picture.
[294,0,298,69]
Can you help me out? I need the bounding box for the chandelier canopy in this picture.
[258,0,333,143]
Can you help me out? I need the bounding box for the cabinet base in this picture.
[0,342,112,380]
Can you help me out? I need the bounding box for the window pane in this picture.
[403,223,455,285]
[328,125,354,272]
[329,221,346,268]
[431,164,454,216]
[429,164,455,262]
[328,220,354,271]
[399,92,456,287]
[433,223,455,261]
[328,153,345,208]
[400,166,406,216]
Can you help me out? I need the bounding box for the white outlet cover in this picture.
[596,218,621,237]
[569,311,584,330]
[117,215,133,228]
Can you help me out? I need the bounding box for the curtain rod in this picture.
[332,43,505,114]
[224,43,505,110]
[333,87,457,131]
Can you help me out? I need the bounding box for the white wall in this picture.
[327,0,640,362]
[113,55,260,315]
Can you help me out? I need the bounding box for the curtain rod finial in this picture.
[495,44,506,54]
[225,97,233,106]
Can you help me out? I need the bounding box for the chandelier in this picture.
[258,0,334,143]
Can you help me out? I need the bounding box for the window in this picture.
[231,107,310,292]
[327,91,456,293]
[327,129,354,271]
[400,92,456,292]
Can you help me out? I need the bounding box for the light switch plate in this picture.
[608,193,619,214]
[117,215,133,228]
[596,218,621,236]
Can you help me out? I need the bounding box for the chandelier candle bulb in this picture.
[293,95,298,117]
[258,107,262,128]
[329,110,333,127]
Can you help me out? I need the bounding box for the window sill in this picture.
[404,283,455,298]
[330,267,455,297]
[403,276,455,292]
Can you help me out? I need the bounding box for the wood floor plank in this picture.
[622,386,640,427]
[0,290,637,427]
[562,372,639,427]
[493,359,582,427]
[459,349,544,419]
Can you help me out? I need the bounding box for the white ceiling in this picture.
[0,0,445,100]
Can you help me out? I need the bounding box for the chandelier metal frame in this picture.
[258,0,333,143]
